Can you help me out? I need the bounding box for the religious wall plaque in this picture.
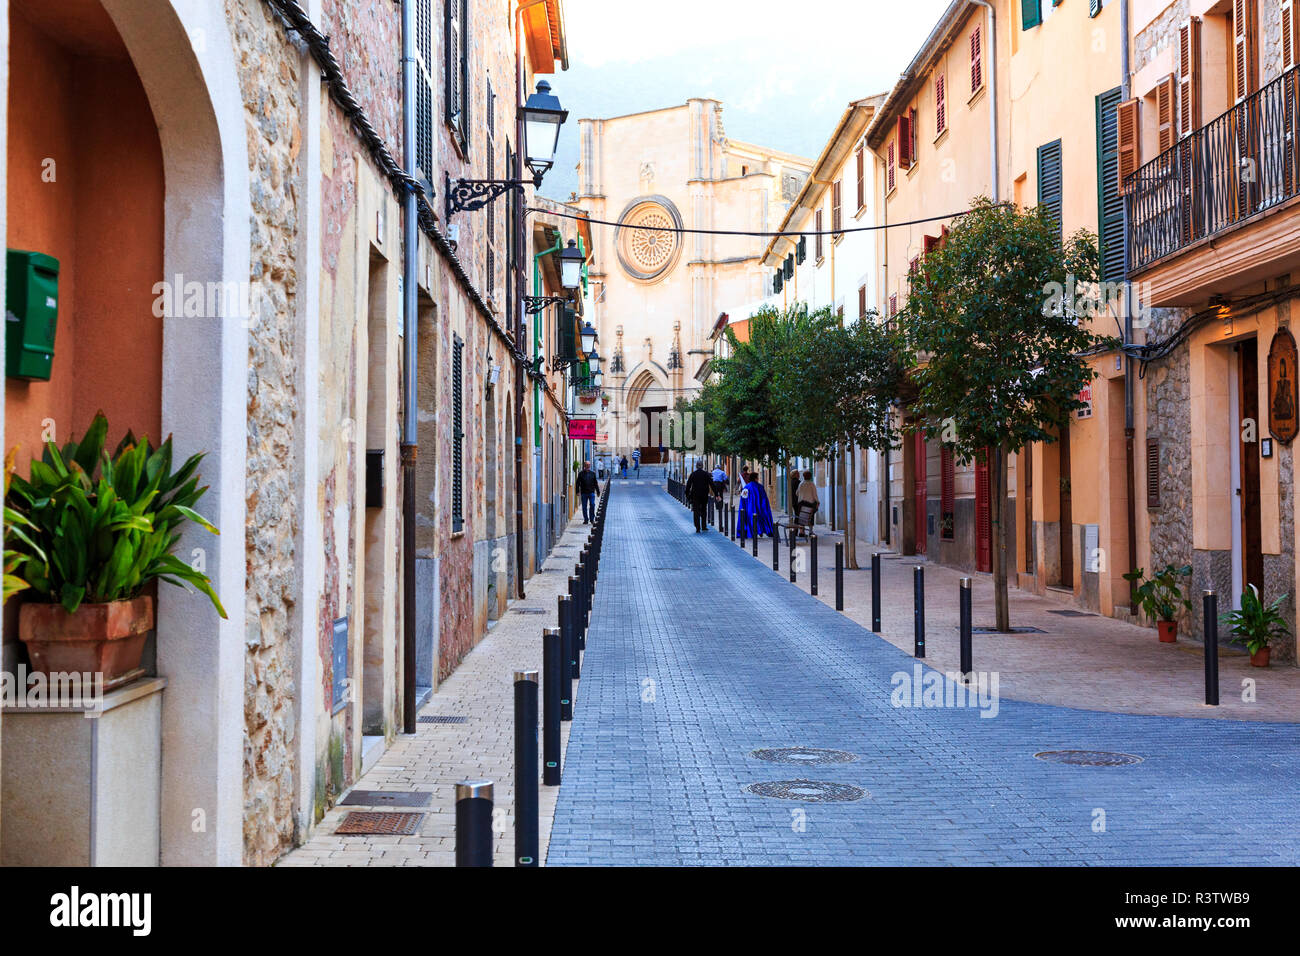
[1268,328,1299,443]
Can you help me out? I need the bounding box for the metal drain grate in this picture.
[340,790,432,808]
[750,747,859,765]
[1034,750,1144,766]
[1047,609,1096,617]
[418,715,468,724]
[971,625,1047,634]
[334,812,425,835]
[744,780,868,802]
[512,607,547,615]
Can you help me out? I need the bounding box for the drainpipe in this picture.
[968,0,1000,202]
[1121,0,1138,604]
[400,0,420,733]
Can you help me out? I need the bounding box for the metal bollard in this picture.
[730,505,737,541]
[835,543,844,611]
[557,595,573,721]
[568,575,582,679]
[455,780,493,867]
[789,535,796,583]
[772,529,780,572]
[751,531,758,557]
[913,566,925,658]
[513,669,539,866]
[1203,589,1219,706]
[542,628,561,785]
[959,577,973,679]
[718,500,726,534]
[871,552,882,632]
[810,533,818,596]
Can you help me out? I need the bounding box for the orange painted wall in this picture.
[5,9,163,464]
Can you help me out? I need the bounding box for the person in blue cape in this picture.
[736,467,774,540]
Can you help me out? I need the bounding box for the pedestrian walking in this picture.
[620,454,629,479]
[710,462,728,500]
[685,461,712,533]
[632,447,641,477]
[576,460,599,523]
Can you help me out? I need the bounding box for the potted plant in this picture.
[601,392,610,409]
[1224,585,1290,667]
[1122,564,1192,642]
[4,413,226,689]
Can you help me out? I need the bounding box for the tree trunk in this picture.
[845,441,859,569]
[992,442,1011,632]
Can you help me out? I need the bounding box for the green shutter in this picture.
[1022,0,1042,29]
[1036,139,1063,241]
[1096,87,1125,282]
[558,305,578,363]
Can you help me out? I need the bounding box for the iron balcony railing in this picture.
[1125,65,1299,273]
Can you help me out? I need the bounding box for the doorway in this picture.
[1235,339,1264,599]
[1059,423,1074,589]
[1024,445,1034,576]
[913,431,927,555]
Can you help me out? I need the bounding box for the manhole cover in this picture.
[750,747,859,765]
[971,626,1047,634]
[1047,609,1096,617]
[1034,750,1144,766]
[744,780,867,802]
[334,811,425,835]
[512,607,547,615]
[340,790,432,808]
[418,715,468,724]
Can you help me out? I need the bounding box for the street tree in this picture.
[902,197,1116,631]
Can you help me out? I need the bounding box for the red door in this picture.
[975,451,991,573]
[913,432,927,554]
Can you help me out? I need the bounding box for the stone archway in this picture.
[624,366,672,464]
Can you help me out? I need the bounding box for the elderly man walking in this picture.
[684,460,713,533]
[576,460,599,524]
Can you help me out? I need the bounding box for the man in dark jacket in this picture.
[684,461,713,533]
[576,460,599,523]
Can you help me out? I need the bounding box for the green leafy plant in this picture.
[1224,585,1290,655]
[4,413,226,618]
[1122,564,1192,622]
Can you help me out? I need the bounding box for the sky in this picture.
[539,0,956,201]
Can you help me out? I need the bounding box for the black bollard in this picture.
[773,529,780,572]
[730,505,737,541]
[835,543,844,611]
[718,500,726,534]
[751,531,758,557]
[913,566,925,658]
[1203,589,1219,706]
[789,535,796,583]
[455,780,493,867]
[568,576,582,680]
[558,595,573,721]
[513,669,539,866]
[959,577,973,680]
[871,552,882,632]
[810,533,818,596]
[542,628,561,785]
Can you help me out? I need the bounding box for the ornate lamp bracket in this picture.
[444,172,534,219]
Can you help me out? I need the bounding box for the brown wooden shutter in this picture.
[1233,0,1257,103]
[856,144,865,210]
[1283,0,1297,69]
[935,73,947,135]
[887,140,896,192]
[1116,98,1140,191]
[940,446,955,539]
[858,284,867,317]
[897,115,912,168]
[1156,75,1176,153]
[1178,18,1202,137]
[889,293,898,317]
[971,25,983,93]
[1146,438,1160,508]
[815,209,824,260]
[832,180,843,233]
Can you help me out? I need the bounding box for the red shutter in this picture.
[897,115,912,169]
[940,445,955,539]
[923,233,939,255]
[1156,74,1176,153]
[889,293,898,317]
[1116,98,1140,192]
[970,25,983,94]
[1178,18,1202,137]
[887,140,896,192]
[914,432,928,555]
[975,451,991,573]
[935,73,947,135]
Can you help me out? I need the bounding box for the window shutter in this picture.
[796,235,807,264]
[887,140,896,192]
[1116,98,1140,192]
[446,0,461,127]
[858,284,867,317]
[889,293,898,317]
[897,116,912,169]
[815,209,824,259]
[1156,75,1175,153]
[460,0,471,152]
[1022,0,1042,31]
[773,268,783,294]
[1233,0,1256,103]
[935,73,947,135]
[452,335,465,532]
[940,446,955,539]
[1037,139,1063,239]
[414,0,435,192]
[1146,438,1160,508]
[1178,18,1202,137]
[971,25,983,93]
[856,145,865,210]
[1096,87,1126,282]
[784,254,794,280]
[558,305,577,362]
[1283,0,1297,69]
[1089,0,1102,16]
[832,180,843,234]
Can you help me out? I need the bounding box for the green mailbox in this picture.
[6,249,60,381]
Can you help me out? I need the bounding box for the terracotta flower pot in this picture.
[1157,620,1178,643]
[18,595,154,690]
[1250,646,1271,668]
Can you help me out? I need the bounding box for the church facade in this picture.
[571,99,811,463]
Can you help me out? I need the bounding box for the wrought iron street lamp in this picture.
[580,321,597,354]
[445,80,568,218]
[559,239,584,290]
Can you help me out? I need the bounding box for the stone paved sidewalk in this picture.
[692,497,1300,722]
[547,482,1300,865]
[277,515,596,867]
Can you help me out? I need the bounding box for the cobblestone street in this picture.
[546,482,1300,866]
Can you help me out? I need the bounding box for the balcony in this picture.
[1125,66,1300,307]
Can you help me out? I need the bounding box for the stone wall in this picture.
[226,0,304,867]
